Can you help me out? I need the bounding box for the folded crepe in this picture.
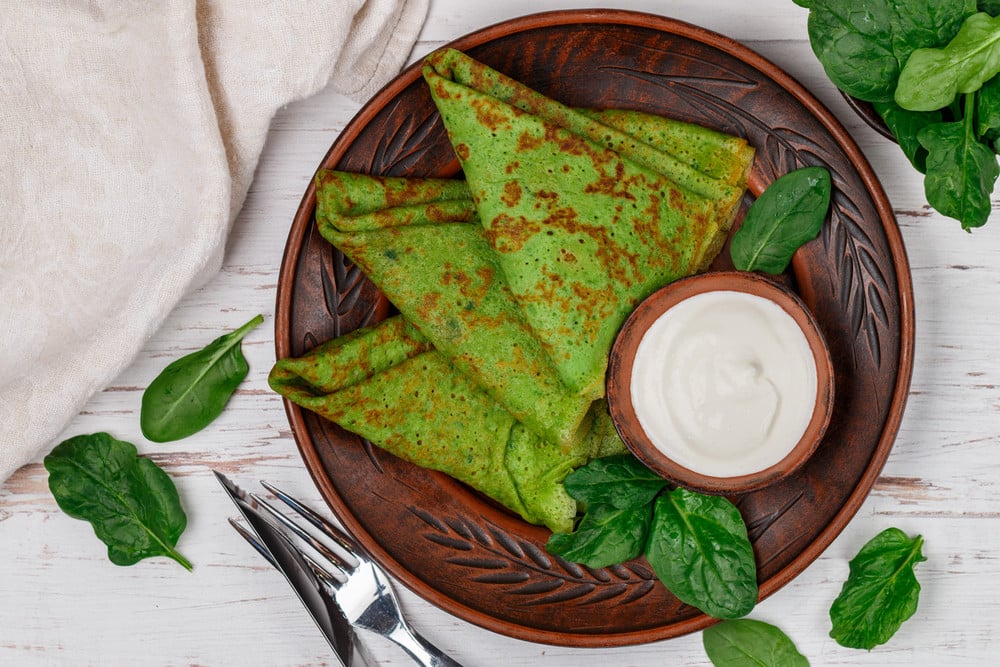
[422,48,751,398]
[314,170,476,229]
[567,108,754,274]
[315,170,594,450]
[269,315,597,533]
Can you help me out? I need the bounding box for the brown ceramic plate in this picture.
[275,9,914,647]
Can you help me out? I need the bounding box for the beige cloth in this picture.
[0,0,428,482]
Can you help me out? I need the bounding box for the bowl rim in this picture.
[607,271,836,495]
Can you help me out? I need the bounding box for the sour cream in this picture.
[629,290,817,478]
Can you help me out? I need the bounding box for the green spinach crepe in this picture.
[423,49,750,398]
[269,316,602,533]
[315,170,594,450]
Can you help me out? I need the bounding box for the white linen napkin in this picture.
[0,0,429,483]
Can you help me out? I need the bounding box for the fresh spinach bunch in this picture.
[804,0,973,103]
[141,314,263,442]
[801,1,1000,229]
[703,619,809,667]
[546,455,758,619]
[829,527,926,650]
[45,432,191,570]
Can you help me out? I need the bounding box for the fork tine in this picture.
[249,492,355,572]
[229,516,343,590]
[260,481,363,557]
[228,518,277,568]
[235,509,344,585]
[301,551,341,587]
[234,477,462,666]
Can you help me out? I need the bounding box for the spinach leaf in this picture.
[703,619,809,667]
[896,12,1000,112]
[141,314,263,442]
[729,166,831,274]
[806,0,898,102]
[976,75,1000,137]
[980,0,1000,15]
[562,453,668,510]
[546,455,663,567]
[804,0,973,103]
[873,101,942,173]
[546,503,651,568]
[645,488,758,619]
[829,527,926,650]
[888,0,977,70]
[918,101,1000,229]
[44,433,191,570]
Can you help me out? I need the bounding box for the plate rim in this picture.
[274,8,915,647]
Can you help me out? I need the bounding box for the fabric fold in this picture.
[0,0,429,483]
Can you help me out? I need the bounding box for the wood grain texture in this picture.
[3,1,1000,664]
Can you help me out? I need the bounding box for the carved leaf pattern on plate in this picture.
[408,506,661,608]
[309,241,392,471]
[319,246,368,335]
[737,490,807,543]
[736,490,811,573]
[366,100,445,176]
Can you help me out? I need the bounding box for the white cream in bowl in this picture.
[629,289,818,478]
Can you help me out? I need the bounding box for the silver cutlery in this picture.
[215,471,462,667]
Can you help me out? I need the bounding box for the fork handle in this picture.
[386,623,463,667]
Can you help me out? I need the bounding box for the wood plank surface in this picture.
[3,1,1000,664]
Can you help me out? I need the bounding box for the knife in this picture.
[215,471,370,666]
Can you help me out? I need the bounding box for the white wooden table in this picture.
[3,1,1000,664]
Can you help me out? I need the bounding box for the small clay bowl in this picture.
[607,272,835,495]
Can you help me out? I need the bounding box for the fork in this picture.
[217,473,462,667]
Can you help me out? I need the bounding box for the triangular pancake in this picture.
[269,316,592,533]
[425,49,744,208]
[315,171,593,450]
[423,49,748,398]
